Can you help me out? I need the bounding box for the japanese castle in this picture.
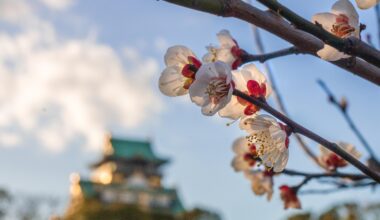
[66,135,185,216]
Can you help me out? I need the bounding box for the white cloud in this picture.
[0,2,163,153]
[0,0,33,24]
[39,0,75,10]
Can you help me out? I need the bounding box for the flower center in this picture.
[331,14,355,38]
[181,56,202,89]
[326,153,347,168]
[205,77,231,104]
[236,80,267,115]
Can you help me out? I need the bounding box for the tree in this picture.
[157,0,380,210]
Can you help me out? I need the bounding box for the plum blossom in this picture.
[279,185,301,209]
[240,114,290,172]
[159,45,202,96]
[219,64,272,120]
[355,0,379,9]
[189,61,234,116]
[318,142,361,171]
[231,137,259,172]
[203,30,245,70]
[312,0,360,61]
[244,170,274,201]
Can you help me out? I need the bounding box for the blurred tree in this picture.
[286,202,380,220]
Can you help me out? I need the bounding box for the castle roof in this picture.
[94,137,169,166]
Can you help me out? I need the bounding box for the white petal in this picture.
[232,137,250,154]
[202,88,233,116]
[217,30,236,48]
[240,114,277,133]
[273,150,289,172]
[215,48,235,66]
[158,65,188,96]
[356,0,379,9]
[338,141,362,159]
[189,79,209,106]
[312,12,337,33]
[231,156,251,172]
[317,44,349,61]
[219,97,245,120]
[332,0,359,27]
[164,45,195,67]
[241,64,267,84]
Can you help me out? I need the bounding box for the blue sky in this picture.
[0,0,379,219]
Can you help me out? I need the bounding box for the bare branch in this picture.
[257,0,380,68]
[299,181,378,195]
[162,0,380,85]
[232,89,380,183]
[317,80,378,162]
[241,46,300,64]
[282,169,368,181]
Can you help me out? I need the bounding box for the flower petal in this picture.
[317,44,349,61]
[312,12,337,33]
[232,137,250,154]
[355,0,379,9]
[164,45,196,67]
[332,0,359,27]
[159,65,188,96]
[219,97,245,120]
[217,30,236,48]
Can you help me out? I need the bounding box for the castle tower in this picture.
[67,135,184,216]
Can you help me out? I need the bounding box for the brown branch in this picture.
[282,169,368,181]
[257,0,380,68]
[241,46,300,64]
[232,89,380,183]
[162,0,380,85]
[299,181,378,195]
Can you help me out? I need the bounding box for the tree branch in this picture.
[232,89,380,183]
[317,80,378,162]
[299,181,378,195]
[282,169,368,181]
[162,0,380,85]
[257,0,380,69]
[241,46,300,64]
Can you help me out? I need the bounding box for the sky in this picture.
[0,0,379,219]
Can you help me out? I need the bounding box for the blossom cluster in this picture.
[158,0,367,210]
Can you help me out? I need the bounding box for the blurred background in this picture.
[0,0,379,219]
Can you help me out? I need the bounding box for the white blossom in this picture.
[312,0,360,61]
[219,64,271,120]
[203,30,244,70]
[159,45,202,96]
[189,61,234,116]
[240,115,289,172]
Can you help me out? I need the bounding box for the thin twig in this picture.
[241,46,300,64]
[317,80,378,161]
[375,4,380,48]
[282,169,368,181]
[232,89,380,183]
[299,181,378,195]
[256,0,380,68]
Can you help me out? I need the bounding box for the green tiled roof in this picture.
[79,180,97,198]
[110,138,168,163]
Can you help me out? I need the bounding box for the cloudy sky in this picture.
[0,0,379,219]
